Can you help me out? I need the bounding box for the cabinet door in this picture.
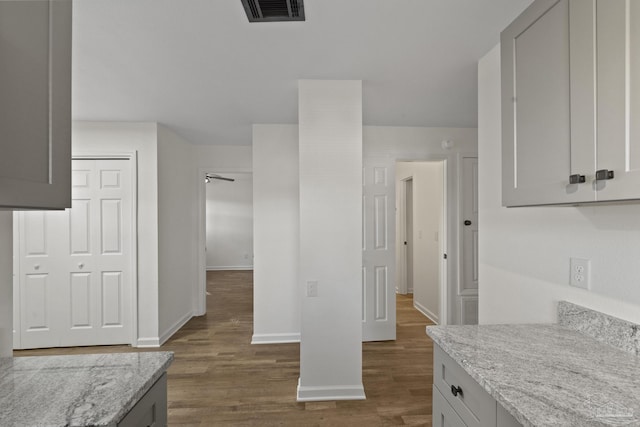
[0,1,71,209]
[595,0,640,201]
[501,0,593,206]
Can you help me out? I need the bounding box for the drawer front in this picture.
[433,385,467,427]
[434,345,496,427]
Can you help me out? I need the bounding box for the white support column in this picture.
[297,80,365,401]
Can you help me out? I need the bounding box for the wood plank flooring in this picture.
[15,271,435,426]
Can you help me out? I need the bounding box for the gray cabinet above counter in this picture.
[0,0,72,210]
[501,0,640,207]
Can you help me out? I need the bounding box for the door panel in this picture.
[596,0,640,200]
[101,271,123,326]
[70,272,91,328]
[15,158,133,349]
[362,157,396,341]
[70,199,91,254]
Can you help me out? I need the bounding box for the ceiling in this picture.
[72,0,534,146]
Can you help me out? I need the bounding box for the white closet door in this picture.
[15,159,133,349]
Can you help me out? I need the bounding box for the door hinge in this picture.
[443,253,447,259]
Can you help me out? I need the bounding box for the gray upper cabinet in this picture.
[501,0,640,206]
[0,0,71,210]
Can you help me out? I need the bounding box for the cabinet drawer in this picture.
[433,345,496,427]
[433,385,467,427]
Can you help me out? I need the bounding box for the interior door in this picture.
[362,157,396,341]
[459,157,478,324]
[15,159,133,348]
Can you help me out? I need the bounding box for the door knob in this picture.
[34,264,40,270]
[464,220,472,226]
[78,263,84,269]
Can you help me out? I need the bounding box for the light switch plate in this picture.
[306,281,318,297]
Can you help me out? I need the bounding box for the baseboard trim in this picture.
[206,266,254,271]
[414,301,439,324]
[296,378,366,402]
[251,333,300,344]
[159,312,193,345]
[136,337,160,348]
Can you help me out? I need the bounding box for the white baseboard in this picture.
[206,266,254,271]
[159,311,193,346]
[414,300,439,324]
[136,337,160,348]
[251,332,300,344]
[296,378,366,402]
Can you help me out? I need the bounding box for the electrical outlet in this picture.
[306,281,319,297]
[570,258,590,290]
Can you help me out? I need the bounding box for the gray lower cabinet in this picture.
[432,345,521,427]
[117,373,168,427]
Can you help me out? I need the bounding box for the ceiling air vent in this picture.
[241,0,305,23]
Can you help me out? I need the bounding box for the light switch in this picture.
[306,281,319,297]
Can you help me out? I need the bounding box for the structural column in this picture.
[297,80,365,401]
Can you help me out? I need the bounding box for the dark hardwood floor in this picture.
[15,270,435,426]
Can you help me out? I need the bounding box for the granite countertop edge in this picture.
[426,325,534,427]
[108,352,174,424]
[0,351,175,427]
[426,322,640,427]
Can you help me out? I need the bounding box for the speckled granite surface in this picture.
[559,301,640,356]
[427,324,640,427]
[0,352,173,427]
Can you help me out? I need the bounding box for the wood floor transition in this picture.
[15,270,435,426]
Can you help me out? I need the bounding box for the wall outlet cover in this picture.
[570,258,590,290]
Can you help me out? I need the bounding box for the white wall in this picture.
[157,124,198,343]
[0,213,12,356]
[397,161,444,323]
[252,124,300,344]
[206,173,253,270]
[194,145,253,171]
[73,121,161,345]
[297,80,364,401]
[478,44,640,325]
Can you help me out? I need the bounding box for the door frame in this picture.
[195,167,252,316]
[13,151,139,348]
[395,156,449,326]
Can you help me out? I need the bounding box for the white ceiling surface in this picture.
[72,0,533,146]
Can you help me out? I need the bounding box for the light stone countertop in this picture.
[427,324,640,427]
[0,351,173,427]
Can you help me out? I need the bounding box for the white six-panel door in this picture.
[362,157,396,341]
[15,159,133,349]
